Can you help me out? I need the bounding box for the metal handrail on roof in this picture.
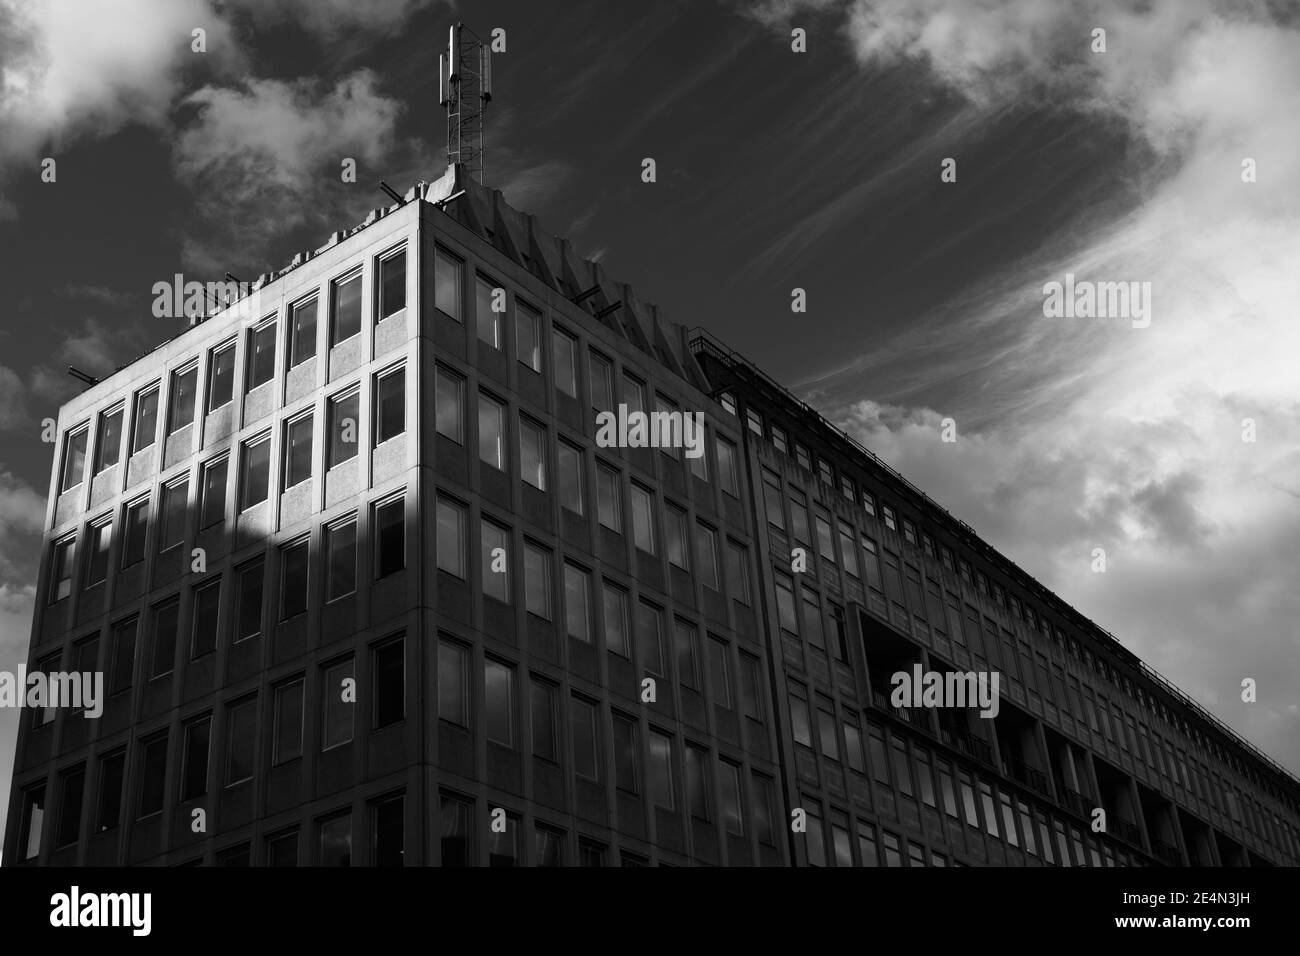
[686,326,1299,792]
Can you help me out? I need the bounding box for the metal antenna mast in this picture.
[439,23,492,184]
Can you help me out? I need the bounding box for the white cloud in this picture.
[760,0,1300,771]
[222,0,443,37]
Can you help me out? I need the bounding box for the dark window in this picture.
[434,246,463,320]
[372,795,404,867]
[524,542,552,619]
[181,717,211,800]
[84,518,111,587]
[520,416,546,490]
[753,773,775,845]
[325,518,357,600]
[138,733,168,817]
[283,414,313,488]
[20,786,45,859]
[487,810,519,867]
[613,714,639,794]
[440,794,472,866]
[708,637,732,709]
[327,389,360,467]
[435,365,464,442]
[516,300,541,371]
[122,498,148,567]
[131,386,159,454]
[50,536,75,603]
[476,274,503,349]
[480,517,510,602]
[649,731,674,809]
[373,638,405,729]
[674,619,699,689]
[578,839,605,867]
[289,296,318,367]
[109,619,136,694]
[239,435,271,510]
[319,814,352,867]
[571,696,600,781]
[685,744,710,820]
[535,826,564,866]
[200,456,228,528]
[603,583,629,657]
[564,563,590,642]
[551,327,577,397]
[331,272,362,345]
[267,831,299,867]
[191,580,221,658]
[438,639,468,726]
[95,406,124,472]
[589,352,613,411]
[247,320,277,389]
[167,366,197,435]
[375,366,405,443]
[273,679,304,764]
[530,677,557,761]
[596,462,620,530]
[478,393,506,471]
[280,539,308,619]
[149,598,179,678]
[720,761,744,835]
[96,752,125,832]
[375,497,404,578]
[558,440,584,514]
[379,248,406,319]
[56,766,85,847]
[484,658,515,747]
[234,559,264,641]
[159,478,187,550]
[226,698,256,785]
[638,600,665,676]
[436,496,466,577]
[322,658,354,750]
[631,483,655,553]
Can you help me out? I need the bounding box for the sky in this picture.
[0,0,1297,834]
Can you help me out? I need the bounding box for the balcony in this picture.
[941,728,994,765]
[871,689,916,725]
[1152,839,1182,866]
[1006,757,1050,795]
[1062,788,1089,817]
[1113,819,1143,846]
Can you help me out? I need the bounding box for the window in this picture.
[131,385,159,454]
[707,637,732,709]
[327,389,360,467]
[535,825,564,866]
[94,406,124,473]
[181,718,211,800]
[763,470,785,529]
[589,351,613,411]
[226,698,256,785]
[818,704,840,760]
[674,619,700,689]
[320,813,352,867]
[552,326,577,397]
[818,460,834,488]
[794,443,810,470]
[96,752,125,833]
[476,274,503,349]
[571,695,600,780]
[804,801,826,866]
[267,830,299,867]
[686,744,710,821]
[688,430,709,482]
[775,572,797,632]
[109,619,136,694]
[882,505,897,531]
[720,761,744,835]
[829,603,849,661]
[649,730,675,809]
[240,434,271,510]
[373,638,404,729]
[435,365,464,442]
[564,563,591,642]
[613,713,639,793]
[436,496,466,577]
[379,247,406,319]
[282,414,313,489]
[516,300,541,371]
[882,830,902,867]
[158,478,188,551]
[149,598,179,678]
[375,365,405,443]
[481,517,510,603]
[247,319,276,390]
[578,839,606,867]
[815,511,836,564]
[739,653,763,721]
[638,600,665,675]
[191,580,220,658]
[903,519,918,545]
[438,639,469,727]
[665,503,689,570]
[280,539,308,619]
[789,490,811,544]
[840,475,855,503]
[84,518,111,587]
[753,773,776,845]
[719,391,737,415]
[621,373,645,415]
[631,483,655,553]
[335,270,366,345]
[121,498,148,568]
[322,658,354,749]
[478,392,506,471]
[523,542,552,619]
[195,456,228,529]
[289,296,318,367]
[167,365,197,435]
[510,417,545,492]
[746,408,763,436]
[530,677,557,761]
[49,536,75,603]
[370,496,404,579]
[771,424,787,453]
[138,733,168,817]
[60,427,88,492]
[717,438,739,496]
[434,246,463,320]
[603,583,629,657]
[839,529,859,579]
[656,394,682,459]
[557,440,584,514]
[234,559,264,641]
[325,517,357,601]
[56,766,85,847]
[487,809,519,867]
[596,462,621,530]
[696,522,720,590]
[802,594,824,651]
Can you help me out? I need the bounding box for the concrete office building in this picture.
[5,163,1298,866]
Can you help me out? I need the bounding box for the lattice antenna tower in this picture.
[439,23,492,184]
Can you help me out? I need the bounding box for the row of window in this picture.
[57,247,408,499]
